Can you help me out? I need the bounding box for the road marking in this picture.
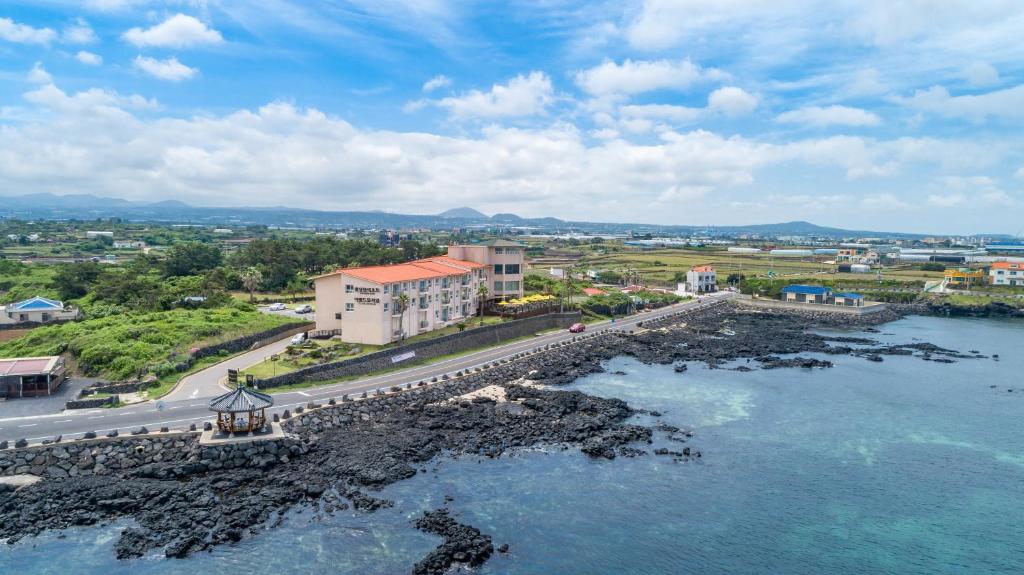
[190,389,198,399]
[118,412,135,416]
[189,404,204,407]
[17,423,37,428]
[297,391,310,397]
[55,419,71,423]
[169,406,183,410]
[87,416,104,420]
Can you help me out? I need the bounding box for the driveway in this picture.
[257,304,315,322]
[162,333,298,401]
[0,377,97,418]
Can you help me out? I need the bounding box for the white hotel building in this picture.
[313,241,525,345]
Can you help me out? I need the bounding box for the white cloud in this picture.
[1015,167,1024,179]
[962,62,1000,87]
[892,84,1024,122]
[27,62,53,85]
[707,87,758,117]
[422,75,451,93]
[63,18,97,44]
[0,17,58,45]
[928,175,1015,208]
[575,58,726,98]
[76,51,103,66]
[861,193,909,210]
[132,56,198,82]
[619,104,702,123]
[123,14,224,48]
[0,85,1016,226]
[775,105,881,128]
[437,72,553,120]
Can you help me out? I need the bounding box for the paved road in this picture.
[162,334,298,402]
[0,293,734,444]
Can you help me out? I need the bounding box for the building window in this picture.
[345,303,354,312]
[383,302,389,311]
[494,264,504,274]
[345,284,354,293]
[494,280,502,291]
[495,248,503,254]
[335,312,342,320]
[504,264,520,275]
[504,281,520,292]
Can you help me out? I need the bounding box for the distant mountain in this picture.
[0,193,1003,238]
[438,207,488,219]
[490,213,525,223]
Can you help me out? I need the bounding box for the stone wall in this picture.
[66,395,118,410]
[0,431,308,480]
[192,322,313,361]
[256,312,581,389]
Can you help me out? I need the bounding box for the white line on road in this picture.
[17,423,37,428]
[55,419,71,423]
[87,416,104,420]
[297,391,310,397]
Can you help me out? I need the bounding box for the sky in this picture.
[1,1,1022,235]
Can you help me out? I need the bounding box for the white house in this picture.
[0,296,81,325]
[113,240,146,249]
[686,265,717,293]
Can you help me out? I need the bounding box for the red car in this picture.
[568,323,586,333]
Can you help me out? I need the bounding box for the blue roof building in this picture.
[781,284,832,304]
[8,296,65,311]
[1,296,80,325]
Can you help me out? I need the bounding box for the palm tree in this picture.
[395,292,410,341]
[476,284,489,327]
[241,266,263,303]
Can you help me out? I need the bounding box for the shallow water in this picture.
[4,315,1023,574]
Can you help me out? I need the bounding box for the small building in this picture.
[850,264,872,273]
[989,261,1024,286]
[113,240,146,249]
[582,287,606,296]
[834,292,865,307]
[686,265,717,293]
[781,285,832,304]
[85,230,113,238]
[944,268,987,288]
[0,356,67,399]
[209,386,273,433]
[0,296,81,325]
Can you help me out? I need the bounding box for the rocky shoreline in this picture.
[0,302,980,573]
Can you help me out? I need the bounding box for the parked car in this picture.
[568,322,586,333]
[290,333,307,345]
[294,304,313,314]
[267,302,287,311]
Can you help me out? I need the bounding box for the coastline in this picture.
[0,302,992,573]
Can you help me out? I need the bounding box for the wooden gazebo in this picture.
[208,386,274,433]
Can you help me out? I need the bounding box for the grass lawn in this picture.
[241,340,382,379]
[0,261,60,303]
[146,353,239,399]
[578,248,940,286]
[0,304,304,381]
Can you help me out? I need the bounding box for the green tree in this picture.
[50,262,102,300]
[163,242,223,277]
[395,292,410,340]
[240,267,263,303]
[476,284,489,326]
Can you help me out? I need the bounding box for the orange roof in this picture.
[991,261,1021,270]
[583,287,606,296]
[691,265,715,272]
[416,256,485,270]
[316,256,482,284]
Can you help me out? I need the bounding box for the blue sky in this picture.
[1,1,1022,234]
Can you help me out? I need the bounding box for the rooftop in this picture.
[463,239,525,247]
[316,256,484,285]
[0,356,61,376]
[691,265,715,272]
[781,285,832,295]
[6,296,64,311]
[209,386,274,413]
[834,292,864,299]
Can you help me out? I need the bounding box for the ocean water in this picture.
[4,315,1023,574]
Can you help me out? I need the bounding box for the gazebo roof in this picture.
[209,386,274,412]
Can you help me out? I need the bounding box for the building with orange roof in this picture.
[989,261,1023,286]
[312,243,521,345]
[685,265,717,294]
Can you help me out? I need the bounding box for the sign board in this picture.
[390,350,417,364]
[246,374,255,386]
[227,369,238,386]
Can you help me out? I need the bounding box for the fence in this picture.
[255,311,581,389]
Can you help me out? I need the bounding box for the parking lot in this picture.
[257,303,315,321]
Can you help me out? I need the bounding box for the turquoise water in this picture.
[4,315,1023,574]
